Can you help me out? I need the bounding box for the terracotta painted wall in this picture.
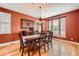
[0,7,38,43]
[77,10,79,41]
[65,10,78,42]
[45,9,79,42]
[0,7,79,43]
[42,20,47,31]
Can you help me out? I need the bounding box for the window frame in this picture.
[47,16,66,37]
[0,12,11,34]
[52,16,66,37]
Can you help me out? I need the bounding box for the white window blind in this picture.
[48,20,52,31]
[0,12,11,34]
[60,17,65,36]
[53,19,59,36]
[53,17,66,37]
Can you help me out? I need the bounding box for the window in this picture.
[53,17,66,37]
[53,19,59,36]
[60,18,65,36]
[48,20,52,31]
[0,12,11,34]
[37,24,42,32]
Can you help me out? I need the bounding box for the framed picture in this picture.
[21,19,34,29]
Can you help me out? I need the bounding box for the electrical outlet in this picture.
[71,38,73,40]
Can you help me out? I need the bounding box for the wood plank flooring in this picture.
[48,39,79,56]
[0,41,48,56]
[0,38,79,56]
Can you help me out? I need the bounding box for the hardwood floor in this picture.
[48,39,79,56]
[0,38,79,56]
[0,41,48,56]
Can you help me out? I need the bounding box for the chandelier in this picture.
[37,6,43,25]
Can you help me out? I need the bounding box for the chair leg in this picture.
[21,46,24,56]
[48,37,50,50]
[28,46,30,56]
[51,37,53,48]
[19,46,22,52]
[44,42,46,52]
[39,41,41,56]
[47,42,49,50]
[39,48,41,56]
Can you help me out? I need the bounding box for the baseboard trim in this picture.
[0,40,20,46]
[1,39,79,47]
[54,38,79,45]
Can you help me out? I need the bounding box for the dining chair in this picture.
[19,32,35,56]
[21,31,27,36]
[32,33,46,56]
[36,37,46,56]
[18,32,29,56]
[40,32,47,52]
[45,31,53,50]
[49,31,53,47]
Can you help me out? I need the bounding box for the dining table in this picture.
[22,34,41,40]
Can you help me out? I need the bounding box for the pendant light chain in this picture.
[37,6,43,25]
[39,6,41,19]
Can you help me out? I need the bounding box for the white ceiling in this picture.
[0,3,79,18]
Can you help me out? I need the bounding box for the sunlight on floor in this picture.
[0,38,79,56]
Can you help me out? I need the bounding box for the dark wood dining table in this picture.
[22,35,40,40]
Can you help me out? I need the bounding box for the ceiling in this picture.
[0,3,79,18]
